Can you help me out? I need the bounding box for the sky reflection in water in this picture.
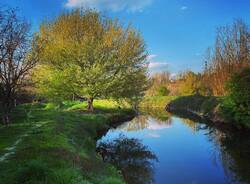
[98,109,250,184]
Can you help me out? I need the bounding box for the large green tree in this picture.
[34,9,148,110]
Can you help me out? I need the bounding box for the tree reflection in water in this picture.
[207,128,250,184]
[174,114,250,184]
[98,107,250,184]
[97,135,158,184]
[119,107,172,132]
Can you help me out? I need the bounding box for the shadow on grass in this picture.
[0,101,133,184]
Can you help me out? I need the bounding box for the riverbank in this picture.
[0,100,135,184]
[166,95,250,130]
[140,95,250,130]
[139,96,177,109]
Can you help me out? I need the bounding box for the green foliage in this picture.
[50,168,90,184]
[200,96,219,115]
[0,100,132,184]
[33,9,148,105]
[16,159,50,184]
[101,177,125,184]
[166,95,219,115]
[156,86,170,96]
[221,68,250,127]
[140,96,177,108]
[178,71,208,96]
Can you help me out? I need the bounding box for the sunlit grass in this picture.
[0,100,132,183]
[140,96,178,108]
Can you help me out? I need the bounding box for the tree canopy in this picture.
[33,9,149,110]
[0,8,39,124]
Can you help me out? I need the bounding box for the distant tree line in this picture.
[204,20,250,96]
[147,20,250,124]
[148,20,250,98]
[147,70,209,97]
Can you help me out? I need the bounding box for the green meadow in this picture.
[0,100,134,184]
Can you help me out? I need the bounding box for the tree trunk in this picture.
[87,97,94,112]
[1,97,12,125]
[3,114,10,125]
[2,108,10,125]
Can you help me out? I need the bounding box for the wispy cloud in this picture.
[65,0,153,12]
[180,6,188,11]
[147,54,157,61]
[147,54,168,71]
[148,62,168,68]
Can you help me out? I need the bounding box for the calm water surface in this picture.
[98,109,250,184]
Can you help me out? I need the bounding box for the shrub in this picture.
[16,159,49,184]
[49,168,91,184]
[222,68,250,127]
[156,86,170,96]
[101,177,124,184]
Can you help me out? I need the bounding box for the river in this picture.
[97,108,250,184]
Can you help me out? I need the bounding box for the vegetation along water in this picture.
[0,2,250,184]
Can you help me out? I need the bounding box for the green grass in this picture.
[139,96,177,108]
[0,100,134,184]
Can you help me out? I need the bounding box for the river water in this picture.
[97,109,250,184]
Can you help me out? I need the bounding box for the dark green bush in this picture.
[49,168,90,184]
[222,68,250,127]
[200,96,219,115]
[16,159,49,184]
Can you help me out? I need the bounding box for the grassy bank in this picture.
[141,95,250,129]
[0,100,135,184]
[166,95,250,129]
[139,96,177,109]
[166,95,219,117]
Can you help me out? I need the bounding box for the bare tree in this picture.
[0,8,39,125]
[205,20,250,95]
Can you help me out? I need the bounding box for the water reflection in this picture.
[97,135,158,184]
[174,114,250,184]
[119,116,172,132]
[98,108,250,184]
[119,107,172,132]
[139,107,171,121]
[207,128,250,184]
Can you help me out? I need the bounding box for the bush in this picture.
[200,96,219,115]
[156,86,170,96]
[49,168,91,184]
[222,68,250,127]
[101,177,124,184]
[16,159,49,184]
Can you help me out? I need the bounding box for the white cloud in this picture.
[146,54,157,61]
[65,0,153,12]
[180,6,188,11]
[148,62,168,68]
[147,54,168,69]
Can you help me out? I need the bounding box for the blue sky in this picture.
[2,0,250,74]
